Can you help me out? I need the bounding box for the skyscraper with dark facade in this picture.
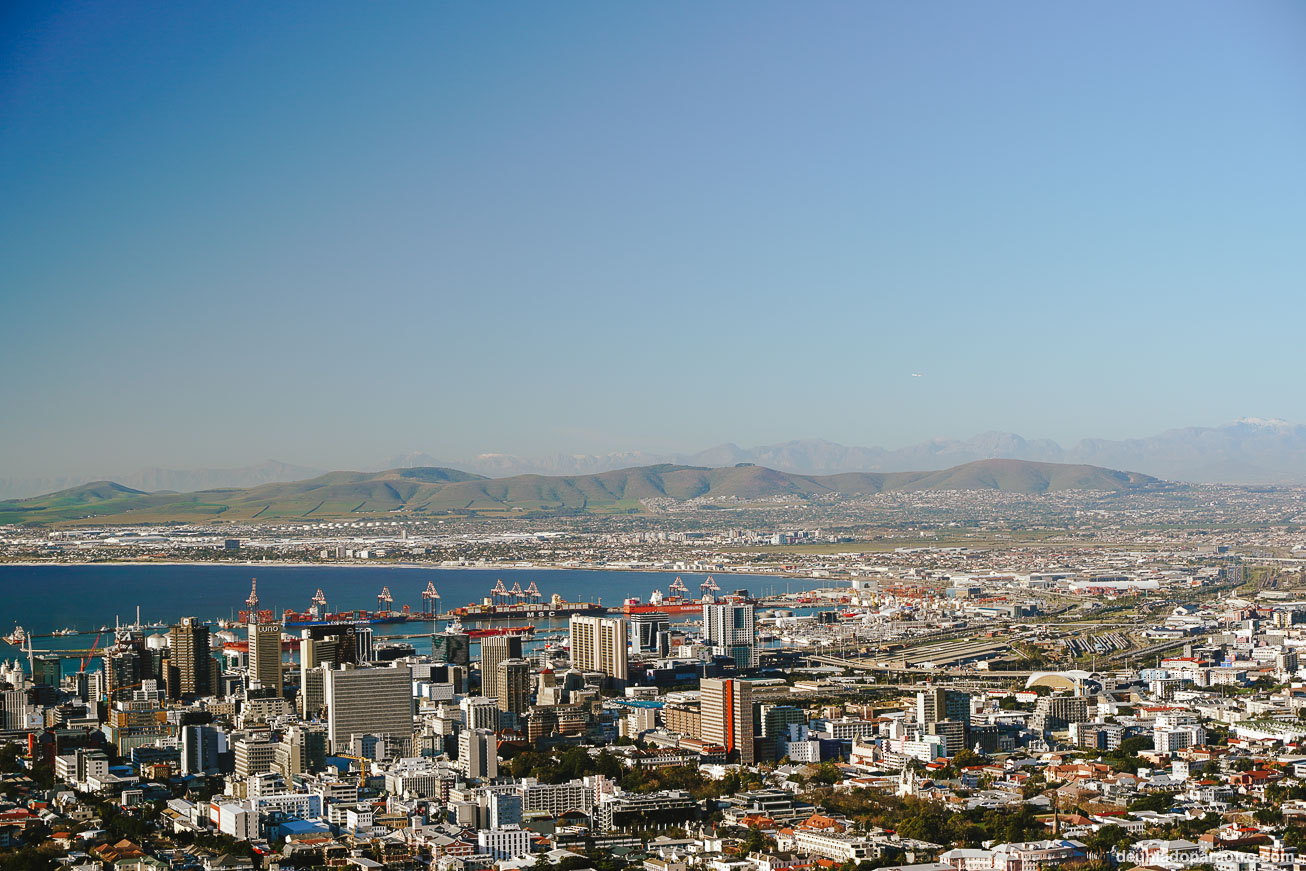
[168,617,213,699]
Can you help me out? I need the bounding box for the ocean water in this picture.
[0,564,829,666]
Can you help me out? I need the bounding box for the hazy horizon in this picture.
[1,416,1302,488]
[4,3,1305,481]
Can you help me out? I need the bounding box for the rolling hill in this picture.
[0,459,1162,526]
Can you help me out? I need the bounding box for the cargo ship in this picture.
[451,581,605,623]
[280,609,409,629]
[465,625,535,640]
[622,576,711,617]
[621,576,757,618]
[280,586,424,628]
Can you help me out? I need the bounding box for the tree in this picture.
[812,762,841,785]
[1128,792,1176,813]
[742,825,767,855]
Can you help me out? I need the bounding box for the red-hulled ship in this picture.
[621,576,751,617]
[452,581,605,622]
[465,625,535,640]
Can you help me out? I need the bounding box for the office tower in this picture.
[323,663,414,755]
[933,720,967,757]
[461,696,501,731]
[458,728,498,779]
[248,620,284,697]
[703,602,758,669]
[1030,696,1089,735]
[181,724,221,776]
[32,656,61,688]
[569,616,628,682]
[701,677,754,765]
[355,626,375,663]
[168,617,213,699]
[629,612,670,656]
[917,688,971,731]
[433,630,471,666]
[488,791,523,829]
[302,624,361,664]
[760,704,808,739]
[102,638,147,701]
[480,635,523,694]
[494,658,532,716]
[300,634,332,717]
[275,723,328,777]
[234,735,279,779]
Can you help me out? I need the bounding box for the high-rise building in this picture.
[323,663,414,755]
[629,612,671,656]
[461,696,501,731]
[760,704,808,739]
[433,630,471,666]
[703,602,757,669]
[102,636,147,701]
[701,677,753,765]
[32,656,61,688]
[168,617,213,699]
[275,723,328,777]
[494,657,532,716]
[458,728,498,779]
[181,724,221,776]
[355,626,375,663]
[249,621,284,697]
[569,616,629,682]
[917,689,971,731]
[480,635,523,695]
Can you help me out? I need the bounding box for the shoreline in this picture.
[0,559,835,583]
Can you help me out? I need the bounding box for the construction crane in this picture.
[80,630,105,673]
[377,586,393,613]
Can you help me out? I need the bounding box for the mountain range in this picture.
[3,419,1305,501]
[384,419,1306,485]
[0,459,1160,526]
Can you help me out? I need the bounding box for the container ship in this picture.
[450,580,605,623]
[277,585,424,628]
[274,582,596,629]
[460,624,536,640]
[621,576,755,618]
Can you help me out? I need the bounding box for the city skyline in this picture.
[4,3,1306,479]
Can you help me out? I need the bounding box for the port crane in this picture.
[377,586,393,613]
[421,582,440,615]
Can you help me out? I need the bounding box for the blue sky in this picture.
[3,2,1305,477]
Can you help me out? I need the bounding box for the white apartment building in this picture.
[520,778,594,815]
[479,825,533,859]
[793,830,878,862]
[1153,710,1207,754]
[569,616,629,682]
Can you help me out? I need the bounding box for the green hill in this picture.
[0,459,1162,525]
